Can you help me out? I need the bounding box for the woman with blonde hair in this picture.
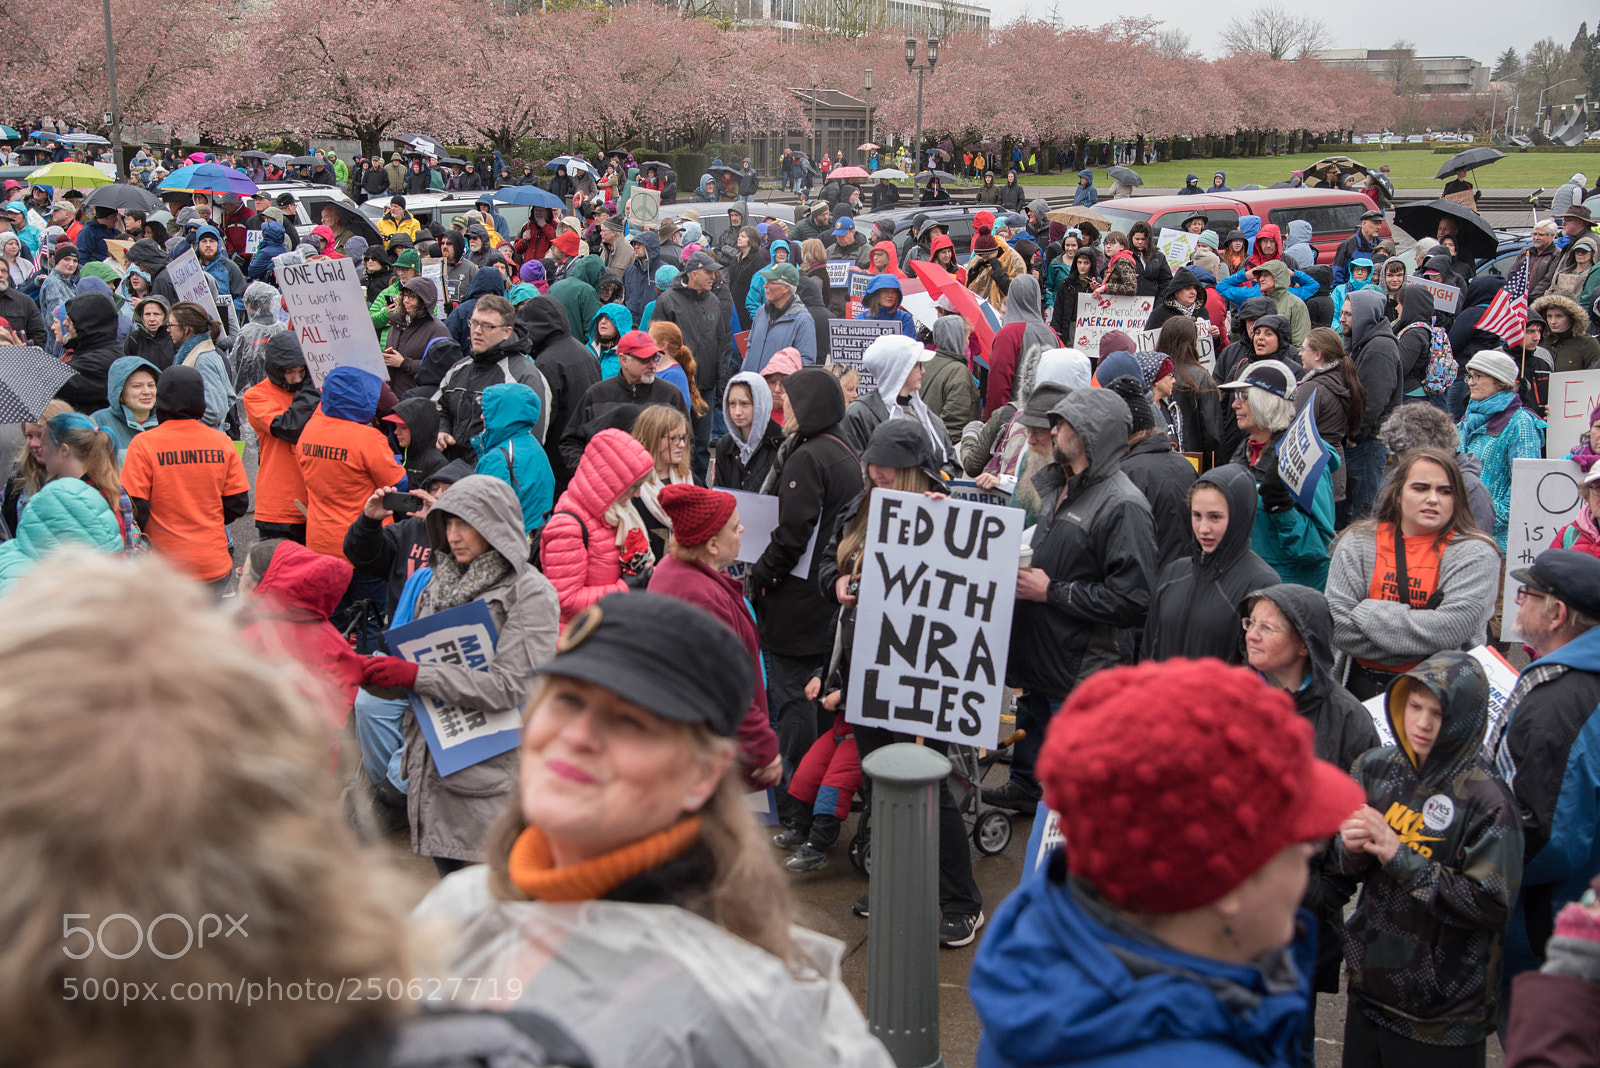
[647,319,708,417]
[1,398,70,532]
[0,552,435,1068]
[415,591,890,1067]
[630,403,694,560]
[40,411,136,551]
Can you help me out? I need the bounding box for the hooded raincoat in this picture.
[1339,652,1524,1046]
[986,275,1061,415]
[539,428,656,627]
[839,336,955,467]
[713,372,784,491]
[1141,464,1279,662]
[0,478,123,597]
[472,382,554,539]
[89,355,161,461]
[548,254,605,340]
[401,476,560,862]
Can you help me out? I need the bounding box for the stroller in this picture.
[846,727,1024,876]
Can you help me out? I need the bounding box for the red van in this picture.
[1094,188,1392,265]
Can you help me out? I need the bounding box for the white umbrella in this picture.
[870,168,907,180]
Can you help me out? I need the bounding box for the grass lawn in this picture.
[941,149,1597,191]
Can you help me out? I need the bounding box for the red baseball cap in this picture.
[616,330,661,361]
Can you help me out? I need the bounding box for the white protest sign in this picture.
[626,186,660,225]
[166,246,219,322]
[1544,370,1600,459]
[725,489,815,577]
[1360,645,1519,757]
[1414,277,1460,314]
[245,229,262,255]
[1276,389,1332,511]
[420,258,447,319]
[1502,458,1582,643]
[846,490,1025,749]
[1134,326,1215,372]
[826,260,855,287]
[946,479,1011,508]
[1075,294,1155,358]
[828,317,901,391]
[277,256,389,387]
[1157,228,1198,266]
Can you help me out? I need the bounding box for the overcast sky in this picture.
[992,0,1591,65]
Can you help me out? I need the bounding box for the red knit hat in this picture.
[1039,659,1365,913]
[658,484,737,546]
[552,231,581,258]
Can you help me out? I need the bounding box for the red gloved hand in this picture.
[363,656,418,689]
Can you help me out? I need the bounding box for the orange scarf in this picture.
[507,817,703,902]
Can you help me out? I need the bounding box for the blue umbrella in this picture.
[158,162,258,196]
[28,131,57,142]
[492,186,566,210]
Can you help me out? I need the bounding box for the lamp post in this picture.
[905,35,938,177]
[864,68,873,162]
[810,63,820,174]
[100,0,123,176]
[1537,78,1577,135]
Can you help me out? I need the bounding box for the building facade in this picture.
[1315,48,1490,94]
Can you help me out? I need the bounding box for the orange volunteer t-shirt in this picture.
[1359,523,1451,673]
[122,420,250,581]
[296,410,406,558]
[241,379,307,525]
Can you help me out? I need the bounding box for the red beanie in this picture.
[659,484,737,546]
[1039,659,1365,914]
[552,231,581,258]
[1098,330,1136,359]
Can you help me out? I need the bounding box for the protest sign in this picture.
[277,256,389,387]
[828,317,900,391]
[1544,369,1600,459]
[826,260,856,287]
[1443,189,1479,209]
[846,268,871,319]
[166,246,219,322]
[419,258,448,319]
[724,489,815,577]
[1361,645,1518,756]
[385,601,517,776]
[1133,326,1214,372]
[1074,294,1155,357]
[1414,277,1461,314]
[1157,228,1198,267]
[846,490,1025,749]
[946,479,1011,508]
[1025,809,1065,872]
[1275,389,1332,512]
[1501,458,1582,642]
[406,136,439,159]
[626,186,660,225]
[245,230,262,255]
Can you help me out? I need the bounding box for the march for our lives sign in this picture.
[385,600,518,776]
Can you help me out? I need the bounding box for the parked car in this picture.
[1094,188,1392,265]
[658,200,794,243]
[358,191,530,240]
[254,181,359,230]
[852,203,996,261]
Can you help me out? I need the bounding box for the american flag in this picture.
[1476,255,1529,348]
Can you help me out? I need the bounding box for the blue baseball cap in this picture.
[833,217,855,235]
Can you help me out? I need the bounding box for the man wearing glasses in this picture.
[432,294,551,462]
[559,329,688,477]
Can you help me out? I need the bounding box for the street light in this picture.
[905,35,938,176]
[810,63,820,173]
[100,0,123,176]
[864,68,873,161]
[1537,78,1577,134]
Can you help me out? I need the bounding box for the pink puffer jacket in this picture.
[539,428,654,626]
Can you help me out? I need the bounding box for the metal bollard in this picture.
[862,742,951,1068]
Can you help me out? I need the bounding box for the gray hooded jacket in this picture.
[401,475,560,861]
[1344,288,1402,441]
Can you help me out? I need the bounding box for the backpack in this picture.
[1408,320,1456,395]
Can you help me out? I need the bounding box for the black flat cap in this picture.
[543,592,752,736]
[1514,549,1600,621]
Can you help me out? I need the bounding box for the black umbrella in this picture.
[638,161,673,172]
[0,345,75,423]
[323,202,384,250]
[915,170,956,185]
[237,149,270,160]
[1393,198,1498,261]
[437,156,467,167]
[1434,146,1505,180]
[286,155,318,166]
[83,184,161,211]
[707,165,739,178]
[1107,166,1143,187]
